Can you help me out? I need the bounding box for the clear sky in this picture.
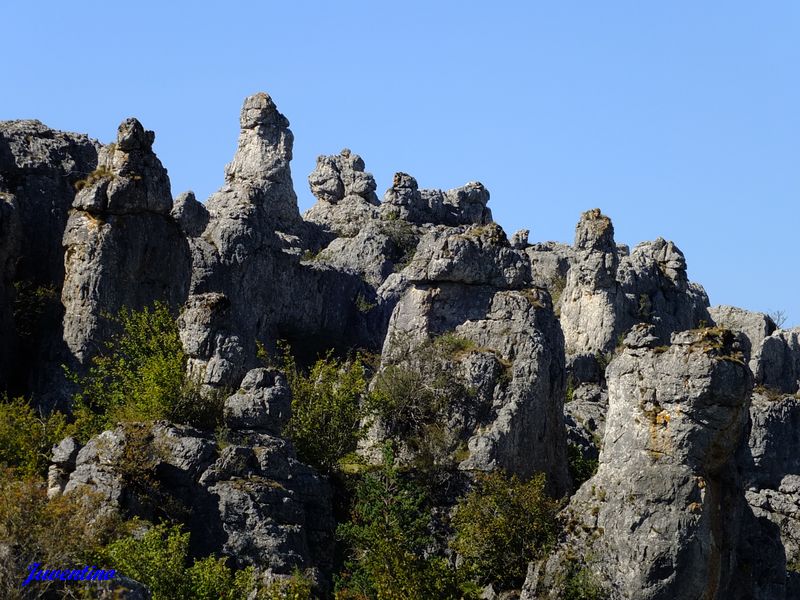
[3,2,798,325]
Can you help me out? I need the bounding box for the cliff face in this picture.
[1,93,798,598]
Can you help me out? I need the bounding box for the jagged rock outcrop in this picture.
[379,172,492,227]
[559,210,710,363]
[742,391,800,581]
[709,305,776,376]
[0,120,99,284]
[559,209,626,358]
[0,120,99,399]
[54,370,333,586]
[755,328,800,394]
[61,118,191,367]
[522,326,788,599]
[304,149,379,239]
[368,223,570,496]
[182,94,374,388]
[617,237,711,342]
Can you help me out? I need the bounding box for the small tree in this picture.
[336,447,478,599]
[103,522,255,600]
[281,347,369,474]
[70,302,222,440]
[451,471,560,590]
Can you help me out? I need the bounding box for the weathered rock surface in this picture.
[709,305,776,375]
[755,328,800,394]
[0,194,21,391]
[523,327,787,600]
[181,94,375,388]
[742,392,800,576]
[61,118,191,366]
[368,223,570,496]
[56,376,333,583]
[304,149,379,239]
[379,172,492,227]
[559,210,710,364]
[0,120,99,284]
[223,367,291,434]
[0,120,100,400]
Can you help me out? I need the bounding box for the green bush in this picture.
[103,522,255,600]
[0,471,124,599]
[567,444,599,489]
[336,448,478,600]
[451,471,560,590]
[0,397,71,478]
[281,347,369,474]
[561,557,605,600]
[261,569,314,599]
[70,302,222,440]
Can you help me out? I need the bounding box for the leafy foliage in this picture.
[12,280,60,342]
[0,471,124,599]
[281,346,369,474]
[336,447,479,599]
[0,397,71,478]
[567,444,599,489]
[103,522,255,600]
[369,336,476,472]
[261,569,315,599]
[70,302,223,440]
[451,471,560,589]
[561,557,605,600]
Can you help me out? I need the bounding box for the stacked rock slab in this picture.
[0,120,99,400]
[552,210,711,466]
[54,368,333,588]
[522,325,789,599]
[61,118,191,366]
[369,223,571,496]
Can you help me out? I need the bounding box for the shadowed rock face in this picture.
[0,120,99,399]
[523,326,789,600]
[62,118,191,367]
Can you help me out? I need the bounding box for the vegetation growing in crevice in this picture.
[567,443,599,489]
[280,344,371,475]
[73,164,114,191]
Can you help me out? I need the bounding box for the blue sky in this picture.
[3,2,798,325]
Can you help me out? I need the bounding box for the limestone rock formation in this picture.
[56,372,333,584]
[61,118,191,366]
[709,304,776,375]
[0,120,99,400]
[0,120,99,285]
[743,391,800,580]
[379,172,492,227]
[369,223,570,496]
[755,328,800,394]
[181,94,374,389]
[2,92,796,599]
[304,149,379,239]
[522,327,788,599]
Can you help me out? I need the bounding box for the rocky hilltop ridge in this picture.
[1,93,798,599]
